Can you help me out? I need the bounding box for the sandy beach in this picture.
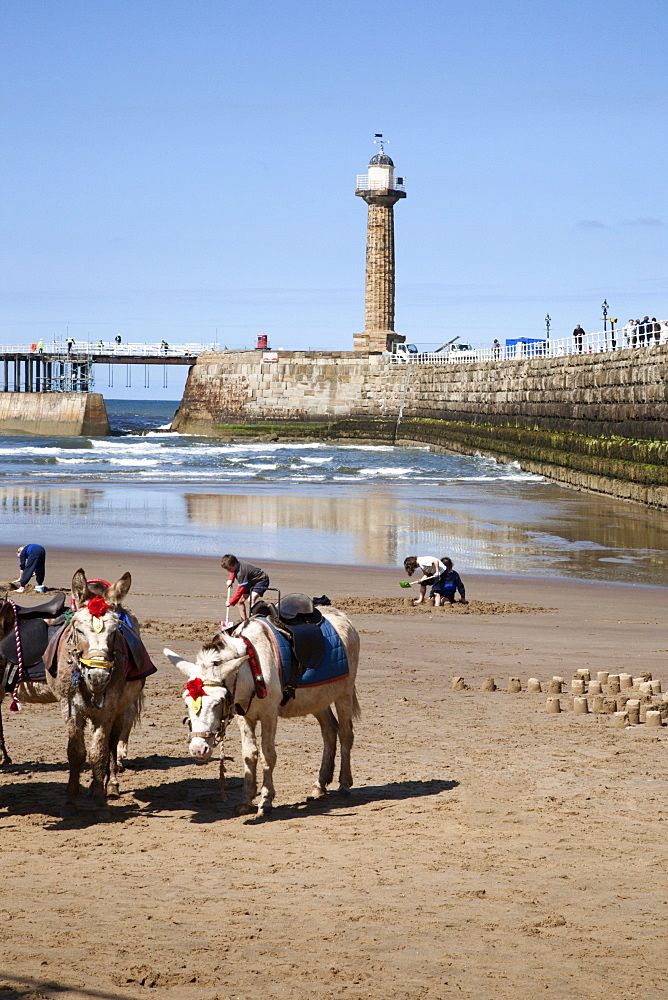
[1,546,667,1000]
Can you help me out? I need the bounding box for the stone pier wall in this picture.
[0,392,109,437]
[172,347,668,506]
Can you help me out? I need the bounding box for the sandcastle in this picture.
[450,670,667,731]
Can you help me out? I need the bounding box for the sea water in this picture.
[0,399,666,585]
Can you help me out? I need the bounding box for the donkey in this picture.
[0,576,143,773]
[46,569,149,815]
[164,606,360,818]
[72,576,144,773]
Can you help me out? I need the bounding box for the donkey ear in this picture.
[107,572,131,606]
[0,600,16,639]
[163,648,196,677]
[71,569,88,609]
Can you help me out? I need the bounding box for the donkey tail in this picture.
[352,685,361,721]
[131,689,145,729]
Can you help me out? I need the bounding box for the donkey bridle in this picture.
[185,645,264,744]
[186,679,235,743]
[67,615,119,682]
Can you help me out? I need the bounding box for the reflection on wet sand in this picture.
[184,489,668,583]
[184,491,400,565]
[404,485,668,582]
[0,485,100,517]
[0,483,665,586]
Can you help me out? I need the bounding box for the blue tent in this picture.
[505,337,547,357]
[505,338,546,346]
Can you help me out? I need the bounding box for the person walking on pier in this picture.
[652,318,661,345]
[493,339,501,360]
[13,544,47,594]
[573,325,584,353]
[638,318,646,346]
[66,336,74,354]
[37,339,44,353]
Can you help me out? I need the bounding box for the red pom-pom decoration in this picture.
[186,677,206,700]
[87,596,111,617]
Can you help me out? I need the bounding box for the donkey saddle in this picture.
[251,593,326,702]
[0,593,66,689]
[252,593,325,667]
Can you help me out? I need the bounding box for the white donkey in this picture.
[164,607,360,817]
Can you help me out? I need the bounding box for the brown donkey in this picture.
[46,569,149,816]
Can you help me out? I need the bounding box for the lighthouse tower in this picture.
[354,140,406,353]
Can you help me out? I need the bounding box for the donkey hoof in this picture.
[337,785,352,797]
[307,785,327,801]
[60,803,78,819]
[257,801,273,819]
[236,803,255,816]
[107,784,120,799]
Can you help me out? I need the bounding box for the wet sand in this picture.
[1,547,667,999]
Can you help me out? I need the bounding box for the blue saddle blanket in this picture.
[265,617,349,688]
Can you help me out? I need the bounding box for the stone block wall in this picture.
[174,346,668,436]
[0,392,109,437]
[403,348,668,439]
[172,351,403,429]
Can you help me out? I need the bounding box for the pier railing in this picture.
[392,321,668,364]
[0,341,211,357]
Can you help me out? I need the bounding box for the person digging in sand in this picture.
[13,544,47,594]
[403,555,468,607]
[403,555,446,605]
[434,557,467,605]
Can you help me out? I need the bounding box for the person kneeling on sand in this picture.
[433,557,468,605]
[404,555,447,606]
[221,554,270,620]
[13,543,47,594]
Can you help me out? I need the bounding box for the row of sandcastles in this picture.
[451,670,668,728]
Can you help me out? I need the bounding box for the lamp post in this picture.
[545,314,551,355]
[602,299,609,349]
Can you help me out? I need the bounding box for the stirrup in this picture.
[280,686,296,707]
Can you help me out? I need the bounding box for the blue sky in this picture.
[1,0,666,398]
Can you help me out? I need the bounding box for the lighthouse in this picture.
[354,139,406,353]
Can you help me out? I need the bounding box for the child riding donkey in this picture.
[221,555,270,621]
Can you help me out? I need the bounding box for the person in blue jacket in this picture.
[433,557,467,605]
[14,544,47,593]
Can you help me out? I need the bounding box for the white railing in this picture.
[356,174,406,192]
[0,342,212,357]
[390,321,668,365]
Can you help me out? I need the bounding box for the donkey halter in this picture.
[79,655,115,671]
[69,610,116,672]
[185,679,235,744]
